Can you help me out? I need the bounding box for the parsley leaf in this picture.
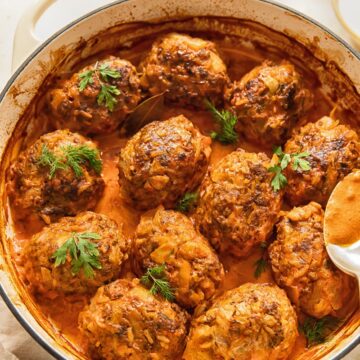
[268,166,288,192]
[51,232,102,279]
[97,84,121,112]
[176,192,198,213]
[292,152,311,171]
[78,62,122,111]
[99,63,121,82]
[141,264,175,301]
[300,316,341,348]
[268,146,311,191]
[37,145,67,179]
[62,145,102,177]
[205,99,238,144]
[78,70,95,92]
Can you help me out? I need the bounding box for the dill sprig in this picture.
[300,316,341,348]
[253,242,268,278]
[268,146,311,191]
[62,145,102,177]
[52,232,102,279]
[37,144,102,179]
[205,99,238,144]
[78,62,122,111]
[37,145,68,179]
[254,258,267,278]
[176,192,198,213]
[141,264,175,302]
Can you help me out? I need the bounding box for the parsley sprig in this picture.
[268,146,311,191]
[78,62,121,111]
[176,192,198,213]
[205,100,238,144]
[97,84,121,112]
[52,232,102,279]
[300,316,341,348]
[79,70,94,92]
[141,264,175,301]
[38,144,102,179]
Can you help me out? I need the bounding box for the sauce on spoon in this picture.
[324,170,360,246]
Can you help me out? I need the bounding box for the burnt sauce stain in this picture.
[2,16,360,360]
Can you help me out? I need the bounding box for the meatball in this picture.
[48,57,141,135]
[284,116,360,206]
[79,278,189,360]
[23,211,129,296]
[225,60,313,146]
[133,206,224,308]
[183,283,298,360]
[195,149,282,257]
[268,202,352,318]
[118,115,211,210]
[140,33,229,108]
[7,130,105,223]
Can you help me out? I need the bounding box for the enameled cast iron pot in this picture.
[0,0,359,359]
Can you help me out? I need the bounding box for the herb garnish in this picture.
[300,316,341,348]
[141,264,175,301]
[97,84,121,112]
[63,145,102,177]
[78,62,121,111]
[176,192,198,213]
[268,146,311,191]
[254,242,268,278]
[38,144,102,179]
[52,232,102,279]
[37,145,68,179]
[205,100,238,144]
[78,70,95,92]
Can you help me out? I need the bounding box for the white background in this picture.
[0,0,359,359]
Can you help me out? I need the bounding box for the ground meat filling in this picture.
[284,116,360,206]
[23,211,129,296]
[48,57,141,135]
[269,202,353,318]
[7,129,105,223]
[225,60,313,146]
[196,148,282,257]
[183,283,298,360]
[78,279,189,360]
[118,115,211,210]
[140,33,229,108]
[133,206,224,308]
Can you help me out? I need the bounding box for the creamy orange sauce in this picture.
[325,170,360,246]
[10,110,312,358]
[6,30,356,359]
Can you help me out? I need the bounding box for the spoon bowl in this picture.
[324,170,360,297]
[326,242,360,284]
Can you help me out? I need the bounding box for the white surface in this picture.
[338,0,360,35]
[0,0,358,359]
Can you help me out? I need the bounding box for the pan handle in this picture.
[12,0,56,72]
